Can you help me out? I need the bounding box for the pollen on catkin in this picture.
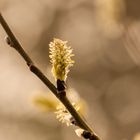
[49,38,74,81]
[55,103,80,126]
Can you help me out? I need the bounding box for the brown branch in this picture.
[0,13,100,140]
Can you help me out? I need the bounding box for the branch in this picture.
[0,13,100,140]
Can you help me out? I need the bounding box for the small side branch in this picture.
[0,13,100,140]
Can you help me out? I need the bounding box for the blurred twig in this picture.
[124,25,140,66]
[0,13,100,140]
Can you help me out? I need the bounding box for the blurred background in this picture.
[0,0,140,140]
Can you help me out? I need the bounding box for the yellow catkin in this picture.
[49,38,74,81]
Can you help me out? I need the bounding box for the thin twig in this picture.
[0,13,100,140]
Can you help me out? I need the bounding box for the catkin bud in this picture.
[49,38,74,81]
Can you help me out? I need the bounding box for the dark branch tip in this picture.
[82,130,91,139]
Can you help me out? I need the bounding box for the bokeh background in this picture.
[0,0,140,140]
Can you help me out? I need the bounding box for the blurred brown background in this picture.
[0,0,140,140]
